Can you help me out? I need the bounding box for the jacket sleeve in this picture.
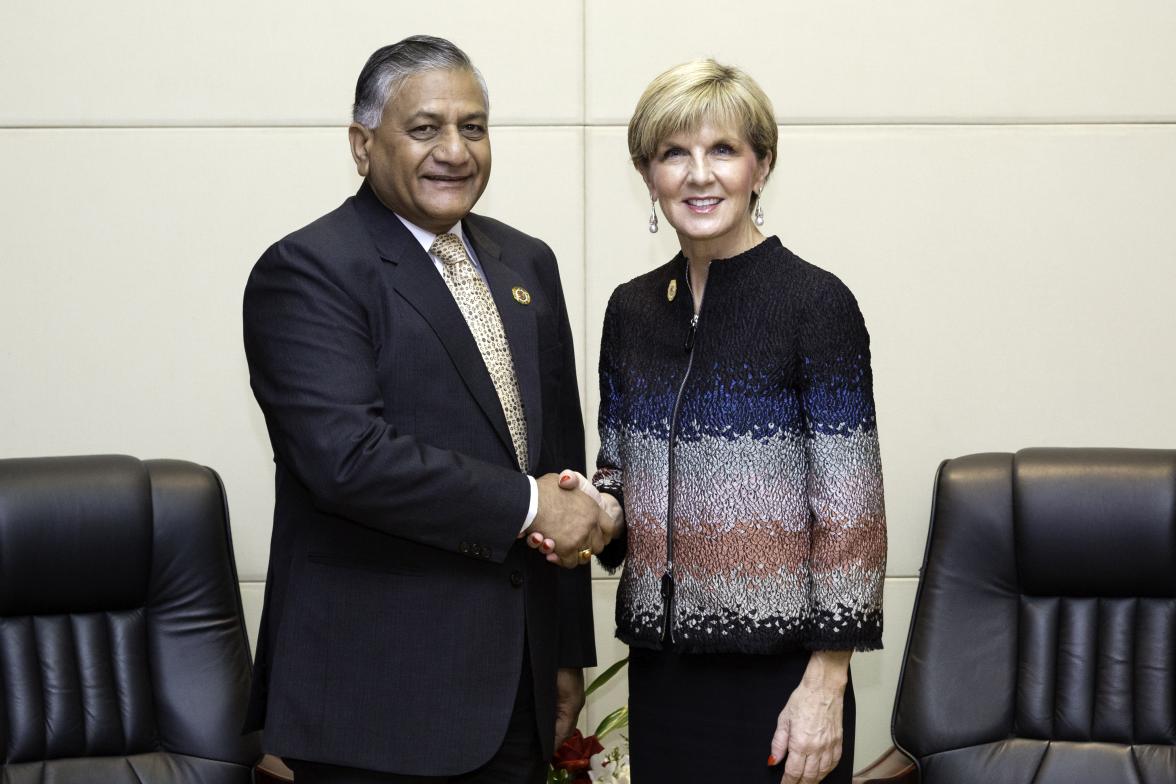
[797,275,887,651]
[592,291,627,573]
[242,238,531,563]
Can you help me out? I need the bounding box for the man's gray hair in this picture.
[352,35,489,128]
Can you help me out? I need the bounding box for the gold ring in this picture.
[577,548,592,563]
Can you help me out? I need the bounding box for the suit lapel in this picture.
[353,184,516,463]
[465,218,542,472]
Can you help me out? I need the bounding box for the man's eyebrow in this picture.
[403,111,444,125]
[403,110,488,124]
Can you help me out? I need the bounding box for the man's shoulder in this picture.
[273,196,365,255]
[249,195,372,279]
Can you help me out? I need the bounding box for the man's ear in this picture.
[348,123,373,177]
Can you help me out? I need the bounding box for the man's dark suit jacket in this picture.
[242,181,595,776]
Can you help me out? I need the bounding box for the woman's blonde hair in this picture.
[627,59,777,181]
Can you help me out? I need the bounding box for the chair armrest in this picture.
[853,746,917,784]
[254,754,294,783]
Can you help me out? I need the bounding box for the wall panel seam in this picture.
[3,121,1174,133]
[585,119,1176,129]
[581,0,589,442]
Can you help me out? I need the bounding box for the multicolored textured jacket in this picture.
[592,237,886,653]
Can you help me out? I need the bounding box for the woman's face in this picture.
[644,121,770,252]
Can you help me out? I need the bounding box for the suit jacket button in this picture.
[460,542,471,555]
[510,571,524,588]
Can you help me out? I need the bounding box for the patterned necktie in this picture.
[430,233,529,472]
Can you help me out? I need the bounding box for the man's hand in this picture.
[554,667,585,750]
[557,470,624,541]
[526,471,624,565]
[528,473,611,567]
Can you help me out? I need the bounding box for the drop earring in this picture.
[753,195,765,227]
[648,197,659,233]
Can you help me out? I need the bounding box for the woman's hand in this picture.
[768,650,851,784]
[525,470,624,563]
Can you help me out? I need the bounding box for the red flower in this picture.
[552,729,605,781]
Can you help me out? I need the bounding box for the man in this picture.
[243,36,611,782]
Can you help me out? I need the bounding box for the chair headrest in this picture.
[1014,448,1176,597]
[0,454,153,615]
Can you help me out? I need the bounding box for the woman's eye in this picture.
[715,144,735,155]
[662,147,685,159]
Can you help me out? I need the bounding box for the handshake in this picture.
[521,470,624,568]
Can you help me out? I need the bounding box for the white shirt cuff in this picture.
[521,475,539,534]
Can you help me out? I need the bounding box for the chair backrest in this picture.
[0,455,260,783]
[892,448,1176,784]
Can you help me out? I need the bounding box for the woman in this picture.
[538,59,886,783]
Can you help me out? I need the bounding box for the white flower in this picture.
[588,750,631,784]
[588,751,611,779]
[611,755,631,784]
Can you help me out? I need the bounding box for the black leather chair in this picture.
[0,455,260,783]
[864,448,1176,784]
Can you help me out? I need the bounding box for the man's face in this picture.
[350,68,491,233]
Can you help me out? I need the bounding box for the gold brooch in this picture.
[512,286,532,305]
[666,279,677,302]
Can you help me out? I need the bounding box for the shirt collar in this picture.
[394,214,468,257]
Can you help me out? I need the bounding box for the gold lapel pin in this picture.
[512,286,532,305]
[666,279,678,302]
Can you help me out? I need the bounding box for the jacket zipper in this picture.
[662,260,708,643]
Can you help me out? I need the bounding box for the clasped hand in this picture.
[523,470,622,568]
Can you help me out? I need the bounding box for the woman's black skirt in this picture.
[627,645,856,783]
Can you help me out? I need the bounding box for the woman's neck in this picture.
[679,222,765,311]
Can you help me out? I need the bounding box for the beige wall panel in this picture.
[853,578,918,766]
[585,125,1176,577]
[583,576,919,768]
[240,581,265,655]
[0,2,581,126]
[585,1,1176,123]
[0,126,584,581]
